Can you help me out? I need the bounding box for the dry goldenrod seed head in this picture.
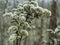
[9,34,17,41]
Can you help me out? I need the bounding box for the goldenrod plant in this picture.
[47,26,60,45]
[55,26,60,45]
[3,0,51,45]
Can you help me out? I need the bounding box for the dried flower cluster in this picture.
[3,0,51,42]
[47,26,60,45]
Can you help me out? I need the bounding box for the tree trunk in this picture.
[48,0,57,45]
[49,0,57,30]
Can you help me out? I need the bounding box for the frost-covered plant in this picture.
[47,26,60,34]
[9,34,17,41]
[3,0,51,44]
[47,26,60,45]
[3,5,29,42]
[55,26,60,44]
[20,30,29,39]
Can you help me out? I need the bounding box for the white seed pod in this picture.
[55,26,60,33]
[20,30,28,39]
[43,9,51,16]
[31,6,44,13]
[30,4,35,8]
[20,22,31,29]
[24,22,31,29]
[8,26,18,33]
[30,1,38,6]
[24,22,29,26]
[19,16,26,22]
[35,6,44,16]
[17,36,21,39]
[3,12,13,17]
[55,28,59,33]
[8,34,17,42]
[36,6,44,12]
[23,4,30,12]
[30,6,35,13]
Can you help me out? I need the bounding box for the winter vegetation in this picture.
[0,0,60,45]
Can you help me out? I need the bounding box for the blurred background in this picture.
[0,0,60,45]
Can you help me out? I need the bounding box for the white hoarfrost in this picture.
[8,26,18,33]
[30,1,38,6]
[3,12,13,17]
[43,8,51,16]
[35,6,44,13]
[55,28,59,33]
[3,0,51,43]
[8,34,17,42]
[24,22,30,27]
[19,16,26,22]
[55,26,60,33]
[20,30,28,39]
